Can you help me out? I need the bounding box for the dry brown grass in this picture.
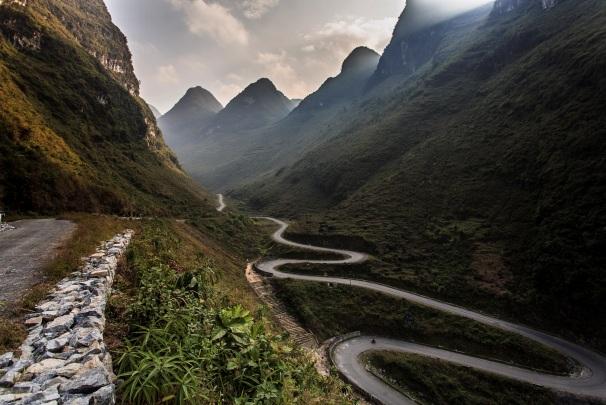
[171,220,260,311]
[0,317,26,354]
[469,242,512,296]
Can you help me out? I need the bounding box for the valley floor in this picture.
[1,205,603,404]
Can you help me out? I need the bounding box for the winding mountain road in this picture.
[216,194,226,212]
[254,217,606,404]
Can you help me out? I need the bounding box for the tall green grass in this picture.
[112,221,352,404]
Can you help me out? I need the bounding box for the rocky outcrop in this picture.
[493,0,529,14]
[10,30,41,51]
[541,0,557,9]
[1,0,136,93]
[0,231,133,404]
[293,47,379,113]
[0,11,42,52]
[492,0,557,16]
[368,2,491,89]
[368,0,557,89]
[40,0,139,95]
[0,223,15,232]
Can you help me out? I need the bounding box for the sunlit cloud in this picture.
[241,0,280,19]
[303,16,396,59]
[255,51,310,98]
[155,64,180,85]
[108,0,494,110]
[167,0,248,45]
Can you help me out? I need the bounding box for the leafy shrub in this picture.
[115,222,347,404]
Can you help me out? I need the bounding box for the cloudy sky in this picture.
[105,0,490,112]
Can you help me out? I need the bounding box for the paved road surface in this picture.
[0,219,75,308]
[255,217,606,404]
[216,194,226,212]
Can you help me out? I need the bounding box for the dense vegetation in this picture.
[108,221,352,404]
[274,280,570,374]
[0,0,212,215]
[237,0,606,349]
[362,351,594,405]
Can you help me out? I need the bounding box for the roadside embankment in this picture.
[0,230,133,404]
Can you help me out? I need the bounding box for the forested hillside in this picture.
[236,0,606,348]
[0,0,212,215]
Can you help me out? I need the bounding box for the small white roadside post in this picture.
[0,212,4,224]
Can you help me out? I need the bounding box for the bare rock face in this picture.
[43,0,140,95]
[492,0,557,16]
[493,0,529,14]
[0,0,28,7]
[368,0,490,89]
[371,0,560,86]
[541,0,557,9]
[0,230,134,404]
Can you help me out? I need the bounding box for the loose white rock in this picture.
[0,230,133,404]
[24,358,65,378]
[0,353,14,369]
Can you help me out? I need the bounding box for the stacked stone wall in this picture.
[0,230,134,405]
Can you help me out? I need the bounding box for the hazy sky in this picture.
[105,0,491,112]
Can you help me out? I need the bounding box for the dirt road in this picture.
[0,219,75,309]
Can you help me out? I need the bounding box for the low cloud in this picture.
[241,0,280,19]
[214,80,245,105]
[155,64,180,85]
[304,16,397,56]
[255,51,309,98]
[168,0,248,45]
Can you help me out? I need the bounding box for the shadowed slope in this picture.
[0,0,213,215]
[237,0,606,348]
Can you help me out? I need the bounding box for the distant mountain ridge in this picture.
[148,104,161,118]
[172,86,223,116]
[212,78,296,132]
[159,48,381,191]
[159,86,223,149]
[294,46,379,114]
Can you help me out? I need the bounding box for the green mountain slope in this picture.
[237,0,606,348]
[0,0,212,215]
[294,46,379,113]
